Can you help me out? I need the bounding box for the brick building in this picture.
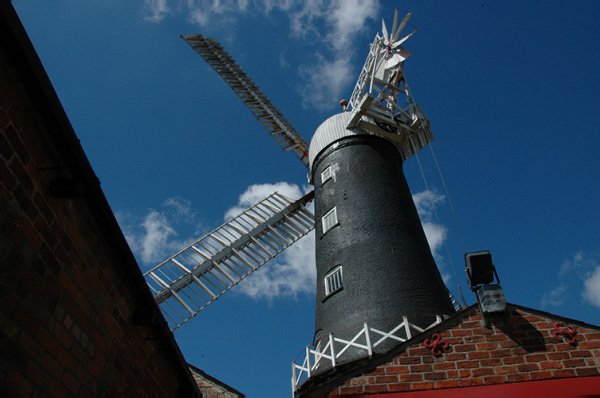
[0,1,226,396]
[295,304,600,397]
[189,364,245,398]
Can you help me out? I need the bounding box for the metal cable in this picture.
[429,143,468,253]
[413,146,467,307]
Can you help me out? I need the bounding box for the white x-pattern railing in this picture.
[291,315,445,391]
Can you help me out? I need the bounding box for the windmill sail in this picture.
[144,192,314,331]
[182,34,310,168]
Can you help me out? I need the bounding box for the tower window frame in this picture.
[321,207,339,234]
[320,165,333,186]
[325,266,343,296]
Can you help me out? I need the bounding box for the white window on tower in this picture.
[321,165,333,186]
[321,207,338,234]
[325,266,343,296]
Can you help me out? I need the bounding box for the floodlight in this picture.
[465,251,496,289]
[465,251,507,314]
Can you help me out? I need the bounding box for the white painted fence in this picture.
[291,315,446,392]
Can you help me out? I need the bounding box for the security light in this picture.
[465,251,506,313]
[465,251,496,290]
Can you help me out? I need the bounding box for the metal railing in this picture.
[346,22,435,164]
[291,315,446,391]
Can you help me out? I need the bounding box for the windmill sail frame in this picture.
[182,34,310,168]
[144,191,314,331]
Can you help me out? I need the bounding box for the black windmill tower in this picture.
[142,8,457,392]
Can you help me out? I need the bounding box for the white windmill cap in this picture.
[308,112,370,178]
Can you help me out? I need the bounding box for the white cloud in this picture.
[542,251,600,309]
[224,181,306,219]
[559,250,584,275]
[187,0,241,27]
[141,0,381,110]
[188,8,210,26]
[184,0,287,28]
[413,189,444,215]
[541,284,567,307]
[298,55,353,110]
[325,0,379,53]
[422,223,446,259]
[412,190,447,261]
[288,0,326,38]
[137,210,178,264]
[164,196,197,222]
[292,0,379,109]
[583,265,600,307]
[143,0,170,22]
[279,51,290,68]
[287,0,378,47]
[235,232,316,299]
[118,197,199,267]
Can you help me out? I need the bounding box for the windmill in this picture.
[143,9,458,388]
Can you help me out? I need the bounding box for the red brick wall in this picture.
[329,307,600,396]
[0,6,197,397]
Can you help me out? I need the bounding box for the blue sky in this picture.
[13,1,600,396]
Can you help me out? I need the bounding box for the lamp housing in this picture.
[465,251,497,290]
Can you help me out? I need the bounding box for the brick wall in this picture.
[0,4,198,397]
[189,365,245,398]
[328,306,600,396]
